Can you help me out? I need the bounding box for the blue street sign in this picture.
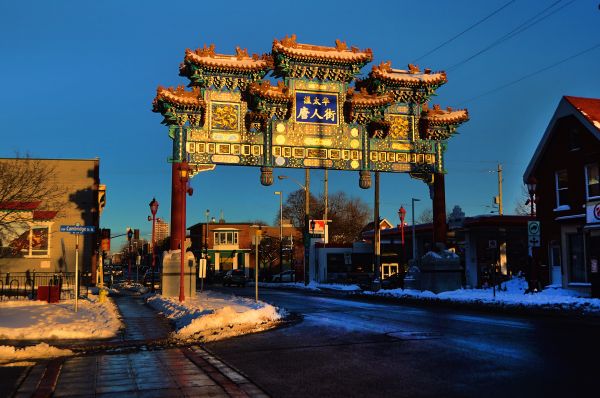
[60,225,96,234]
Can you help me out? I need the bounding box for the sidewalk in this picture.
[11,291,269,398]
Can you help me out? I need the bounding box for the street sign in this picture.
[527,221,540,236]
[60,225,96,234]
[488,240,497,249]
[528,236,541,247]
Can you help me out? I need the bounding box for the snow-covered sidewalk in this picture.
[146,290,285,341]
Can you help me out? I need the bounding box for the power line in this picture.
[457,42,600,105]
[447,0,574,71]
[412,0,516,63]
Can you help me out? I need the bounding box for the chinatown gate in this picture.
[152,35,468,273]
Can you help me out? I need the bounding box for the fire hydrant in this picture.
[98,288,108,303]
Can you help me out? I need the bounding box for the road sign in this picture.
[488,240,497,249]
[528,236,541,247]
[528,221,540,236]
[60,225,96,234]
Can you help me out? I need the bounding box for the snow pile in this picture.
[256,281,361,292]
[0,343,73,365]
[0,295,123,340]
[146,291,285,341]
[366,276,600,313]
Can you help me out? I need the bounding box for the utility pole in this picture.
[324,169,328,244]
[497,163,503,215]
[305,169,310,285]
[374,172,381,283]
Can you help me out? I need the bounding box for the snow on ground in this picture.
[146,291,285,342]
[0,343,73,365]
[364,277,600,313]
[0,294,123,340]
[255,281,361,292]
[0,294,122,364]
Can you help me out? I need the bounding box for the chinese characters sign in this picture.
[295,92,338,125]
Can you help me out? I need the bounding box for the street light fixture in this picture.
[274,191,283,274]
[127,227,133,284]
[411,198,420,261]
[398,206,407,246]
[148,198,159,292]
[526,177,537,217]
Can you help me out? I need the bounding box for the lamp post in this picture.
[526,177,538,292]
[278,174,310,285]
[274,191,283,274]
[127,227,133,284]
[178,162,193,302]
[411,198,420,262]
[398,206,406,246]
[148,198,159,292]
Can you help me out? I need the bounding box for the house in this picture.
[523,96,600,297]
[0,158,103,284]
[188,221,303,279]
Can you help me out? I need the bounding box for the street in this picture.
[207,286,600,398]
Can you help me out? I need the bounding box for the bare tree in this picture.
[417,208,434,224]
[278,189,371,244]
[0,157,65,257]
[514,185,532,216]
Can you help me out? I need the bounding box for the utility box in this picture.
[162,250,196,299]
[412,251,463,294]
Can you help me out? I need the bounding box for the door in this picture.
[549,243,561,286]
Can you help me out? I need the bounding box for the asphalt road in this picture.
[206,286,600,398]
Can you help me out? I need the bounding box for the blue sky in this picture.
[1,1,599,246]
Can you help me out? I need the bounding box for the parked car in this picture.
[222,270,247,287]
[381,272,405,290]
[271,270,295,283]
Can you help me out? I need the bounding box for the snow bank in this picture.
[146,291,284,341]
[0,343,73,364]
[365,277,600,314]
[256,281,361,292]
[0,294,123,340]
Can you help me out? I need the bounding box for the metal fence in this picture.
[0,272,84,301]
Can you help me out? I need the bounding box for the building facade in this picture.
[0,158,103,279]
[155,218,169,243]
[523,96,600,296]
[188,221,303,279]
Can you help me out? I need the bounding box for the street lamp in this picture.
[274,191,283,274]
[278,174,310,285]
[204,209,210,259]
[526,177,537,217]
[178,162,193,302]
[411,198,420,261]
[127,227,133,284]
[148,197,159,292]
[398,206,406,246]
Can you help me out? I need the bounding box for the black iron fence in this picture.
[0,272,86,301]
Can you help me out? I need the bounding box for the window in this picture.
[585,163,600,199]
[555,170,569,207]
[2,224,50,257]
[568,127,581,150]
[213,231,238,245]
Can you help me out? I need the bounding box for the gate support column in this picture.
[170,163,184,250]
[432,173,447,249]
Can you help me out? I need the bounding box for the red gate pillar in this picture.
[432,173,447,248]
[170,163,184,250]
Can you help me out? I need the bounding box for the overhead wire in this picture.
[457,41,600,105]
[412,0,516,63]
[446,0,575,71]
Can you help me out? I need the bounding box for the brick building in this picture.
[523,96,600,296]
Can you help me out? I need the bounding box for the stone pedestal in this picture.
[161,250,196,298]
[409,251,463,293]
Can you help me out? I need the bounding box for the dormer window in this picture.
[568,127,581,150]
